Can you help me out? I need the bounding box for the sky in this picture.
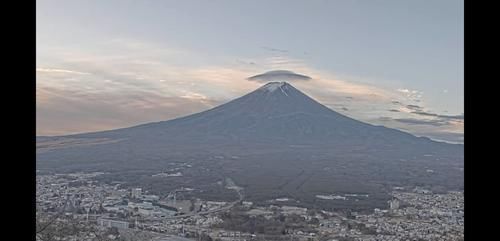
[36,0,464,143]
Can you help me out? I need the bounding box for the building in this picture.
[97,218,129,229]
[389,199,400,210]
[131,188,142,199]
[143,194,159,202]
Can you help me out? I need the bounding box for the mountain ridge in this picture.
[46,81,457,147]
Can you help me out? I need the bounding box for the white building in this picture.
[389,199,400,210]
[143,194,159,202]
[131,188,142,199]
[97,218,129,229]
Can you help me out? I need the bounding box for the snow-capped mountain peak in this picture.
[260,81,286,91]
[259,82,290,96]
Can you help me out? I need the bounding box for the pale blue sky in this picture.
[36,0,463,142]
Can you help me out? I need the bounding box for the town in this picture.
[36,172,463,241]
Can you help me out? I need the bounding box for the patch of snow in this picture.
[279,85,289,96]
[260,82,286,92]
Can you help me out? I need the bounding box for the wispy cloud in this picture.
[36,68,90,75]
[265,56,306,69]
[397,88,413,94]
[412,111,464,120]
[262,46,289,53]
[372,112,463,143]
[397,88,424,103]
[406,104,423,111]
[394,118,448,127]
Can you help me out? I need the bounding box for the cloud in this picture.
[397,88,424,103]
[406,104,423,111]
[394,118,448,126]
[440,114,464,120]
[411,111,464,120]
[36,68,90,75]
[236,59,256,65]
[37,85,222,135]
[389,109,400,112]
[264,56,307,69]
[372,114,463,143]
[262,46,289,53]
[397,88,420,95]
[247,70,312,82]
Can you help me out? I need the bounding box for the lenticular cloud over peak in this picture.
[247,70,312,82]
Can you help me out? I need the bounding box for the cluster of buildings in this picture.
[36,172,235,238]
[316,189,464,240]
[37,172,463,241]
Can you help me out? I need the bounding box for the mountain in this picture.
[37,82,463,211]
[58,82,446,146]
